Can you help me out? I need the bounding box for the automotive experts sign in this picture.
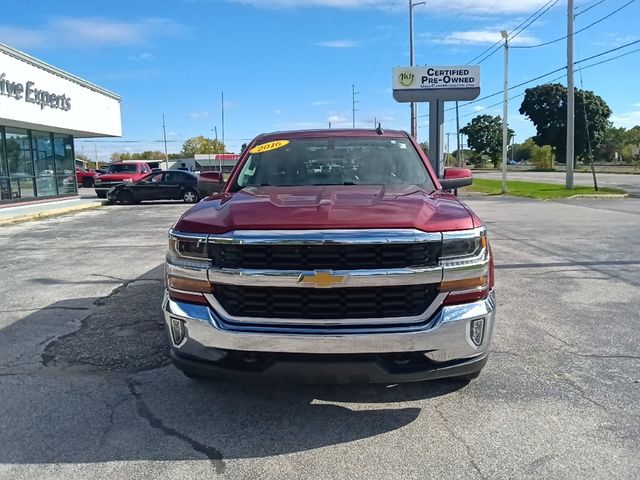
[0,72,72,111]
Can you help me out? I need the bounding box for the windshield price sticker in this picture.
[250,140,290,154]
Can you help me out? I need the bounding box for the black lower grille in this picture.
[210,243,440,270]
[214,284,438,319]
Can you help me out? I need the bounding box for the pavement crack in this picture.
[492,349,523,358]
[126,379,226,474]
[434,404,487,480]
[566,352,640,361]
[557,375,610,413]
[538,327,573,348]
[0,306,90,313]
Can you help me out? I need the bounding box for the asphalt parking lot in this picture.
[0,197,638,479]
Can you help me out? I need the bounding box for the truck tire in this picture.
[453,370,481,383]
[96,191,107,199]
[179,367,213,381]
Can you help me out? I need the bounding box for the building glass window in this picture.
[0,128,12,201]
[5,127,35,199]
[53,134,76,195]
[32,130,57,197]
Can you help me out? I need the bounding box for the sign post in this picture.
[393,66,480,177]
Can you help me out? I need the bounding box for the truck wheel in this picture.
[182,189,199,204]
[179,367,212,381]
[453,370,481,383]
[82,178,94,188]
[96,191,107,199]
[117,190,135,205]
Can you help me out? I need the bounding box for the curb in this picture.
[0,202,104,226]
[566,194,629,199]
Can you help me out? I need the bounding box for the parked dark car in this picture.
[106,171,201,204]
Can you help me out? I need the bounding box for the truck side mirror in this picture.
[440,168,473,191]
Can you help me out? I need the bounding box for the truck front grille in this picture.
[210,243,440,270]
[214,284,438,319]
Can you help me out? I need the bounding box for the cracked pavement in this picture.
[0,197,639,479]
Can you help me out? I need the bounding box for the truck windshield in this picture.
[107,164,137,173]
[231,137,434,191]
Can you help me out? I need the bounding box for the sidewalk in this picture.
[0,191,104,226]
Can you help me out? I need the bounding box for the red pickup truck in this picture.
[163,129,495,383]
[94,162,153,198]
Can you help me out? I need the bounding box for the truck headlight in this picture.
[166,233,212,305]
[440,228,488,267]
[168,234,211,268]
[440,228,491,305]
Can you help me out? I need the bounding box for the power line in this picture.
[510,0,560,43]
[76,139,183,143]
[513,0,636,49]
[420,38,640,118]
[446,45,640,124]
[466,0,560,65]
[575,0,607,16]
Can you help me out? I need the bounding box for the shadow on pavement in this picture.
[0,264,467,466]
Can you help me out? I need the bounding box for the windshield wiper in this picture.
[311,182,357,186]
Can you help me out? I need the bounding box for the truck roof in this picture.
[254,129,410,142]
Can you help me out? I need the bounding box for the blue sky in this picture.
[2,0,639,159]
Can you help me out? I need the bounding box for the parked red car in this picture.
[94,162,152,198]
[75,167,97,188]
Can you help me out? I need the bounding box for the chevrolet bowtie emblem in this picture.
[298,270,346,288]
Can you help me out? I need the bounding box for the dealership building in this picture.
[0,43,121,204]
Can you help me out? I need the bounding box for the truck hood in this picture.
[174,185,477,234]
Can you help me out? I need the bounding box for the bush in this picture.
[532,145,553,170]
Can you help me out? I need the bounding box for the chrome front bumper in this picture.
[162,290,496,363]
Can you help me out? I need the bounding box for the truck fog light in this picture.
[170,317,186,345]
[470,318,485,346]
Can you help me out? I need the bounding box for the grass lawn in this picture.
[468,179,626,199]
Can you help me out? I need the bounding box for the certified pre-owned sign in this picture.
[393,66,480,90]
[392,66,481,102]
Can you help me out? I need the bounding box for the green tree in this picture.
[519,83,612,165]
[460,115,514,168]
[180,136,226,157]
[510,138,537,163]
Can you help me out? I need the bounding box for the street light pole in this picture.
[501,30,509,194]
[566,0,575,189]
[162,114,169,171]
[409,0,425,140]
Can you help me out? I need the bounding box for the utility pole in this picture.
[409,0,425,140]
[501,30,509,194]
[221,91,225,154]
[456,101,462,167]
[94,142,98,170]
[352,84,359,128]
[566,0,575,189]
[162,114,169,170]
[446,132,453,166]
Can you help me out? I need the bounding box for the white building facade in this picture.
[0,43,121,203]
